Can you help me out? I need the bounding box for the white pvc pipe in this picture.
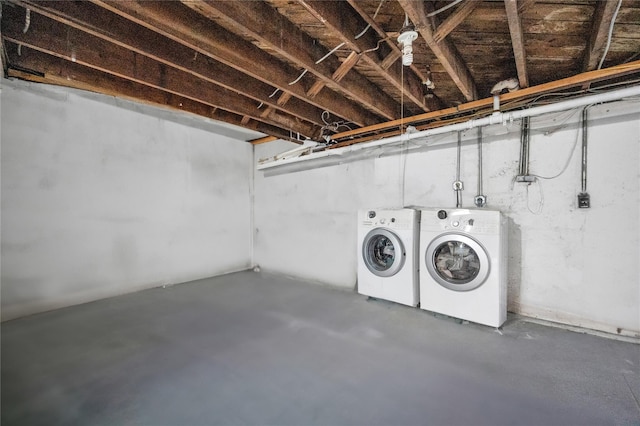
[257,85,640,170]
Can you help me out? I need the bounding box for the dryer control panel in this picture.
[422,208,501,235]
[359,209,417,230]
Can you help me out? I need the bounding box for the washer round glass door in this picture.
[425,233,489,291]
[362,228,406,277]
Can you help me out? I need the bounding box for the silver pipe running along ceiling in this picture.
[257,84,640,171]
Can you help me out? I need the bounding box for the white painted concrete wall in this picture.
[1,79,253,321]
[255,100,640,337]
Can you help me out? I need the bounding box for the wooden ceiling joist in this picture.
[583,0,621,71]
[504,0,530,88]
[2,7,319,138]
[91,0,379,128]
[345,0,436,96]
[330,59,640,145]
[4,44,296,141]
[181,0,400,121]
[398,0,479,102]
[2,0,638,144]
[297,0,428,113]
[433,0,480,43]
[518,0,537,13]
[14,0,328,129]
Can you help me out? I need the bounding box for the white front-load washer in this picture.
[357,208,419,307]
[419,208,507,327]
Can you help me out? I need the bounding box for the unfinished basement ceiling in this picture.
[2,1,640,145]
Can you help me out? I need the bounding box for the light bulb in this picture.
[397,29,418,66]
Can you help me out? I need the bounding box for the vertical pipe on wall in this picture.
[454,131,463,208]
[578,107,591,208]
[519,116,530,177]
[474,127,487,207]
[581,108,588,193]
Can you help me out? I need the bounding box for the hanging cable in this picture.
[316,42,345,64]
[355,0,385,39]
[23,8,31,33]
[526,180,544,215]
[530,107,590,180]
[268,88,280,98]
[288,69,308,85]
[597,0,623,70]
[362,37,390,54]
[427,0,464,17]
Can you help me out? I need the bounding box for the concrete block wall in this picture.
[2,77,638,338]
[1,79,253,321]
[254,100,640,337]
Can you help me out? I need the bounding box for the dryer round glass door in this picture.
[425,233,490,291]
[362,228,406,277]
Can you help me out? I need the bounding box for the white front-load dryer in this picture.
[357,208,419,307]
[419,208,507,327]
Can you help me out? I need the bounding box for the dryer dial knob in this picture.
[368,211,376,219]
[437,210,447,219]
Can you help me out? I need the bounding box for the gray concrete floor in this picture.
[2,271,639,426]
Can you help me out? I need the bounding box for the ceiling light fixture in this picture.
[398,14,418,66]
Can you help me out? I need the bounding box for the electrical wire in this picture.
[288,69,308,85]
[538,108,581,136]
[355,0,385,39]
[400,138,409,207]
[23,8,30,33]
[362,37,390,54]
[526,179,544,214]
[316,42,345,64]
[268,88,280,98]
[597,0,623,70]
[427,0,464,17]
[332,78,640,145]
[529,106,591,180]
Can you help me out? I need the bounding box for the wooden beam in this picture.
[345,0,435,98]
[2,8,320,138]
[12,0,327,128]
[330,60,640,143]
[250,136,279,145]
[4,44,296,141]
[305,51,363,100]
[433,1,480,43]
[181,0,400,121]
[504,0,529,88]
[518,0,537,13]
[583,0,621,71]
[380,51,402,71]
[298,0,428,112]
[306,80,326,99]
[398,0,479,101]
[332,51,361,83]
[92,0,378,127]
